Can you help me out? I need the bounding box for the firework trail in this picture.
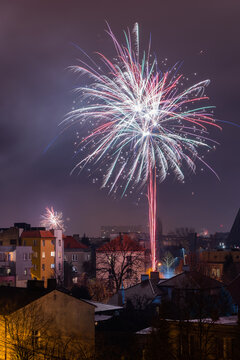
[66,24,220,270]
[40,207,65,231]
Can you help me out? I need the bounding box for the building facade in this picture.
[0,246,32,287]
[21,230,64,286]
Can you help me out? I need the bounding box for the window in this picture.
[34,252,38,258]
[24,268,27,276]
[72,254,78,261]
[58,251,61,259]
[42,252,45,258]
[23,253,28,261]
[127,255,133,266]
[29,253,32,259]
[33,239,37,246]
[51,240,54,245]
[33,264,37,271]
[126,268,133,279]
[51,251,55,257]
[10,239,16,245]
[51,264,55,269]
[58,263,61,270]
[42,264,45,271]
[0,241,3,246]
[59,239,61,246]
[42,239,45,246]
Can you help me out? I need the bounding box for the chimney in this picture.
[47,278,57,290]
[150,271,159,280]
[27,280,44,289]
[141,274,149,282]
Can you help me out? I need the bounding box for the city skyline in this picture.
[0,0,240,236]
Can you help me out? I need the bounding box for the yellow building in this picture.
[0,286,95,359]
[21,230,56,286]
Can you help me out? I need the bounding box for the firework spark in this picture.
[40,207,65,231]
[66,24,220,270]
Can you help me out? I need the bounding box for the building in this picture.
[96,234,147,292]
[0,284,95,359]
[108,272,162,307]
[64,235,91,285]
[0,223,46,247]
[136,316,240,360]
[0,246,32,287]
[21,230,64,286]
[100,225,145,239]
[197,249,240,282]
[0,227,21,246]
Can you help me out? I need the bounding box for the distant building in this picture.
[0,246,32,287]
[100,225,144,239]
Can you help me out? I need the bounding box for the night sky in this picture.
[1,0,240,236]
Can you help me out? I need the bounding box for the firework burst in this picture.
[65,24,220,270]
[40,207,65,231]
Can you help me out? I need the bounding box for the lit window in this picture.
[42,252,45,258]
[51,251,55,257]
[58,252,61,259]
[51,264,55,269]
[24,268,27,275]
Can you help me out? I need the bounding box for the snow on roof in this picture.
[95,314,113,322]
[136,316,238,334]
[84,300,123,313]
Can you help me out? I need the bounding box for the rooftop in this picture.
[97,234,144,252]
[158,271,223,290]
[21,230,55,239]
[64,236,88,250]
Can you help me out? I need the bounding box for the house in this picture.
[96,234,147,292]
[64,235,91,286]
[0,246,32,287]
[136,316,240,359]
[21,230,64,286]
[0,283,95,359]
[108,272,162,307]
[197,249,240,283]
[157,271,233,319]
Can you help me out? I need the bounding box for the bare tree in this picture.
[161,251,176,276]
[96,235,146,293]
[0,302,93,360]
